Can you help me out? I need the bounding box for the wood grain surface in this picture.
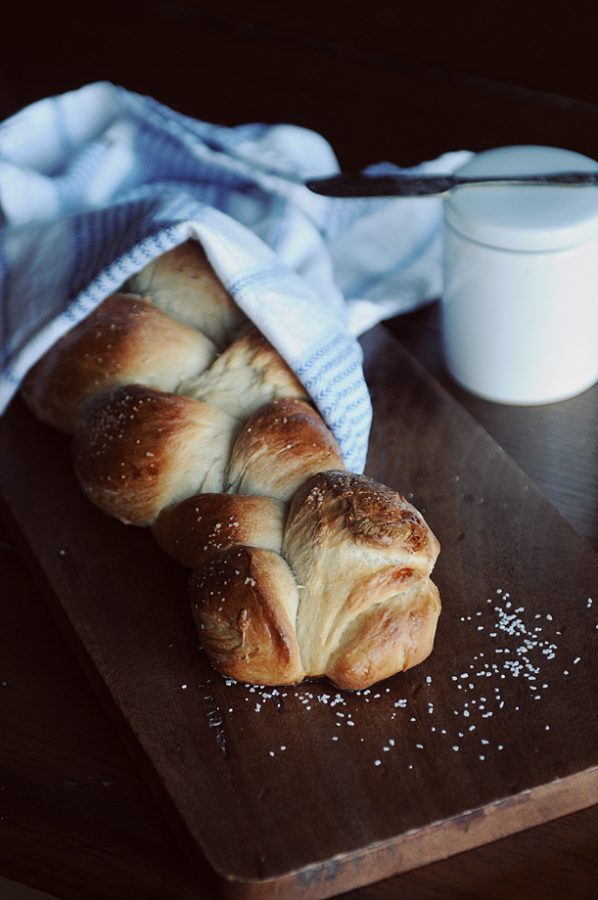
[2,6,598,898]
[2,505,597,900]
[1,325,596,899]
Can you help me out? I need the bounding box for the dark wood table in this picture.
[1,303,597,900]
[2,5,598,894]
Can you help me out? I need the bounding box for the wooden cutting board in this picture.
[1,324,597,899]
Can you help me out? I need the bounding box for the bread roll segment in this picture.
[152,493,286,569]
[73,385,237,526]
[126,241,246,347]
[282,470,440,688]
[325,579,441,691]
[190,546,305,685]
[21,293,217,432]
[22,238,441,690]
[227,398,345,502]
[180,326,307,420]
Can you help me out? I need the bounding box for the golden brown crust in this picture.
[190,546,305,685]
[282,470,441,679]
[180,327,307,420]
[21,236,442,691]
[228,398,345,502]
[126,240,246,347]
[193,466,442,687]
[152,493,286,569]
[21,293,217,432]
[73,385,237,525]
[325,579,441,691]
[288,470,439,566]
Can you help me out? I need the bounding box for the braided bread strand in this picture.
[22,241,441,690]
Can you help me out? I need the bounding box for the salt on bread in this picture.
[22,241,441,689]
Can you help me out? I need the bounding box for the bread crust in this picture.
[22,293,216,432]
[325,579,441,691]
[73,385,237,525]
[180,327,307,420]
[127,241,246,347]
[190,546,305,685]
[23,238,442,690]
[228,398,345,501]
[152,492,285,568]
[283,471,441,685]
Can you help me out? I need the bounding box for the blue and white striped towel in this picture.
[0,82,471,473]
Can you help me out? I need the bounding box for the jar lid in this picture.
[444,145,598,251]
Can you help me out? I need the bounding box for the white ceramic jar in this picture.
[442,145,598,404]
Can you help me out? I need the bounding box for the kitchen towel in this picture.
[0,82,471,472]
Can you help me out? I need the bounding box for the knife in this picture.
[305,170,598,198]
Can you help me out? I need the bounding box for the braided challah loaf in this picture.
[22,240,441,690]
